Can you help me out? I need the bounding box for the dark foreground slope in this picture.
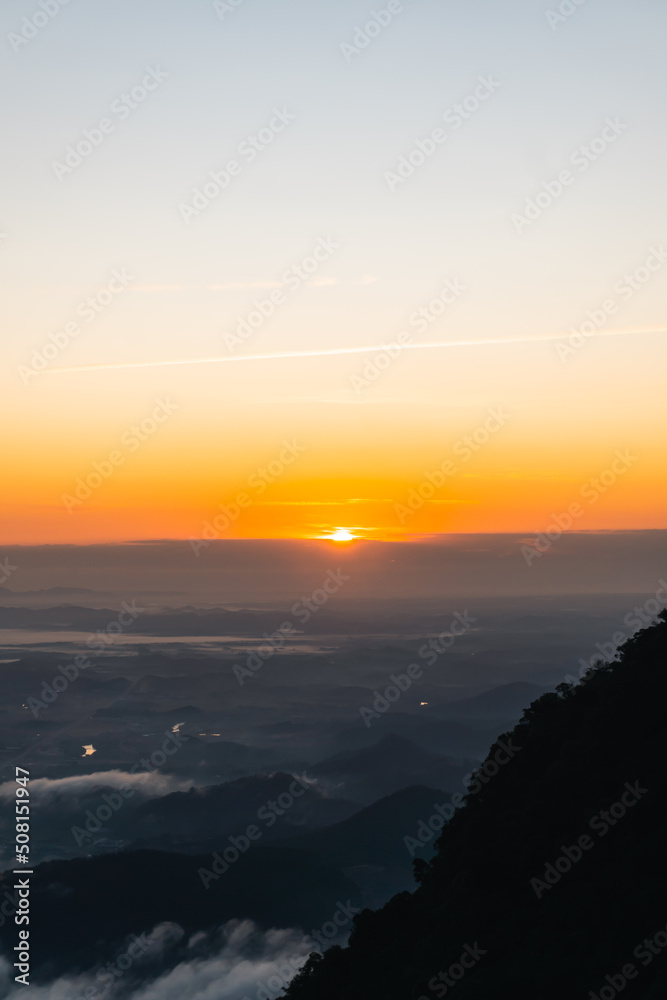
[285,615,667,1000]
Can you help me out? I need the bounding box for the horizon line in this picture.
[3,527,667,549]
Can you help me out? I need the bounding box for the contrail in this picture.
[44,324,666,374]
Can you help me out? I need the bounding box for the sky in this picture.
[2,0,666,544]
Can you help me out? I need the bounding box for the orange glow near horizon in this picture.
[3,413,667,544]
[3,461,667,545]
[4,330,667,546]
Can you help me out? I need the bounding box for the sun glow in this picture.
[327,528,357,542]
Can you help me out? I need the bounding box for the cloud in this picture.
[0,770,191,806]
[132,283,285,292]
[45,325,667,376]
[0,921,311,1000]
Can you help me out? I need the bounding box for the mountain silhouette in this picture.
[275,785,455,906]
[306,734,474,803]
[433,680,546,720]
[121,772,356,850]
[284,614,667,999]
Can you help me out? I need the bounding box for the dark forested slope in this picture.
[285,614,667,1000]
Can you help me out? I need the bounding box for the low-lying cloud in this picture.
[0,770,192,807]
[0,920,311,1000]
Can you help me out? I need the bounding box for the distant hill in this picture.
[285,614,667,999]
[275,785,454,906]
[279,785,449,868]
[306,733,474,803]
[433,681,546,721]
[120,772,357,850]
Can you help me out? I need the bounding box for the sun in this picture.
[327,528,357,542]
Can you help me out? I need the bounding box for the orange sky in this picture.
[4,337,666,545]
